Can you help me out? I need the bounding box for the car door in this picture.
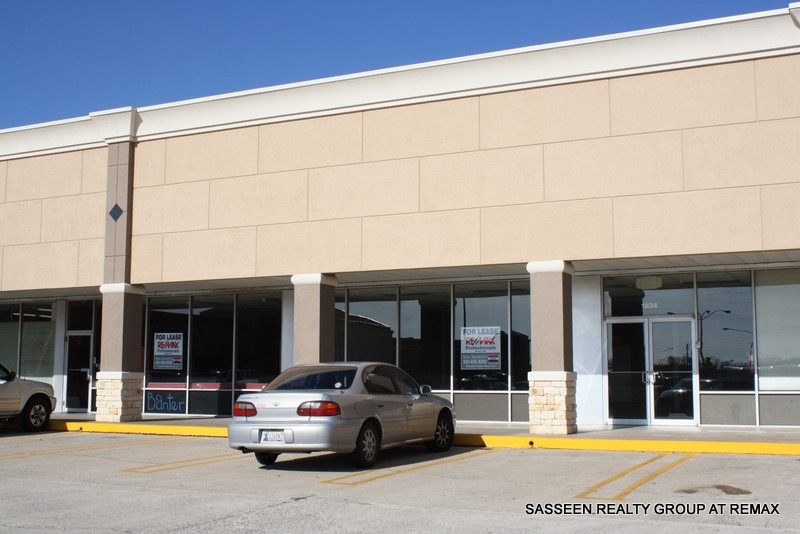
[362,365,409,444]
[388,366,435,440]
[0,365,21,417]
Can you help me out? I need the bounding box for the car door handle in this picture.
[377,404,384,408]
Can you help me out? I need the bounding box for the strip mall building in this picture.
[2,5,800,432]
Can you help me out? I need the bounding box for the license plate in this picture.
[261,430,284,443]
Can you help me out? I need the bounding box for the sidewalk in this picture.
[33,414,800,456]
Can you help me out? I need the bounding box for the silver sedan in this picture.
[228,362,456,468]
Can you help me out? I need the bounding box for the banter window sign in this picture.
[461,326,501,370]
[154,333,184,370]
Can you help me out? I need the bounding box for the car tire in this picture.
[254,452,279,466]
[425,411,454,452]
[350,421,380,468]
[19,396,51,432]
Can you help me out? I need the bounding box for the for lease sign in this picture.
[154,333,183,370]
[461,326,501,370]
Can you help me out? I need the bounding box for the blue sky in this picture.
[0,0,790,130]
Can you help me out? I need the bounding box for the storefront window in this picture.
[604,274,694,317]
[235,293,282,390]
[453,282,509,391]
[697,272,754,391]
[346,287,397,363]
[399,285,451,390]
[510,281,532,390]
[19,302,54,382]
[755,270,800,391]
[147,296,189,387]
[0,304,20,370]
[190,294,234,389]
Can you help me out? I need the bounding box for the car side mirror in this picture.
[7,371,16,381]
[420,385,432,395]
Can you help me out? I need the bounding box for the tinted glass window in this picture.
[267,366,357,391]
[363,365,397,394]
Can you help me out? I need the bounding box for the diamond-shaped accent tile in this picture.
[109,204,123,221]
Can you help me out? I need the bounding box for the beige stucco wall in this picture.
[0,149,106,291]
[128,55,800,284]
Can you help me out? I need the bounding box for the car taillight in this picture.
[297,401,341,417]
[233,401,257,417]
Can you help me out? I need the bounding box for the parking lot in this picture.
[1,429,799,533]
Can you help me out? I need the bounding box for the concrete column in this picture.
[290,274,338,365]
[96,135,145,422]
[97,283,145,422]
[527,260,577,435]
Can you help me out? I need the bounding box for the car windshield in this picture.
[264,366,358,391]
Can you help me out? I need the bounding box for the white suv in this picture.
[0,362,56,431]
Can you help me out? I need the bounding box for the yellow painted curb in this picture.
[454,433,800,455]
[48,421,228,438]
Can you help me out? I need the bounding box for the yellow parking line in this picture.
[575,452,698,500]
[323,449,498,486]
[574,452,670,499]
[611,452,698,500]
[122,453,246,474]
[0,436,186,461]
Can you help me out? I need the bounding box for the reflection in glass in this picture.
[651,321,692,419]
[399,285,451,389]
[235,293,282,390]
[510,281,532,390]
[0,304,21,370]
[19,302,55,381]
[453,282,509,391]
[346,287,397,363]
[604,274,694,317]
[147,297,189,386]
[755,270,800,391]
[697,272,754,391]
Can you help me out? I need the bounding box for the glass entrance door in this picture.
[66,334,92,411]
[607,318,696,425]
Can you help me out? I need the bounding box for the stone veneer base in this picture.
[95,371,144,422]
[528,371,577,435]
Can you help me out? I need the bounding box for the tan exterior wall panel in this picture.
[133,139,166,187]
[684,118,800,190]
[481,199,614,263]
[132,182,209,235]
[210,170,308,228]
[165,127,258,184]
[362,210,480,270]
[1,242,79,290]
[610,62,757,135]
[6,152,83,201]
[82,148,108,194]
[756,54,800,120]
[420,146,543,211]
[41,193,106,242]
[613,188,763,257]
[480,81,610,148]
[363,98,479,161]
[544,132,683,201]
[130,234,163,284]
[309,159,419,220]
[762,183,800,250]
[0,200,41,246]
[0,161,6,203]
[258,114,363,174]
[162,228,257,282]
[78,238,104,287]
[257,219,362,275]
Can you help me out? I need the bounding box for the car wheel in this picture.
[425,411,454,452]
[254,452,279,466]
[19,396,51,432]
[350,421,380,468]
